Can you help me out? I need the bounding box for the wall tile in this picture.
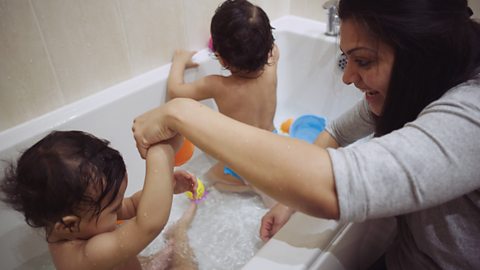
[291,0,327,22]
[31,0,130,104]
[252,0,290,20]
[117,0,186,76]
[183,0,223,50]
[470,0,480,19]
[290,0,307,17]
[0,0,63,131]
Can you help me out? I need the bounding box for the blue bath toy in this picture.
[289,115,326,143]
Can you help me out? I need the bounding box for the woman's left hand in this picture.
[132,105,178,159]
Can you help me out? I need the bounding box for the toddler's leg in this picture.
[206,162,253,193]
[213,182,253,193]
[164,203,198,270]
[139,246,173,270]
[140,203,198,270]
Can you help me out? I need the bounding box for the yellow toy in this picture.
[185,178,207,203]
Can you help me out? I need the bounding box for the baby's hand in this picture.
[172,50,199,69]
[173,170,197,195]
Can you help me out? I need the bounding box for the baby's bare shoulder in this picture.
[48,240,86,269]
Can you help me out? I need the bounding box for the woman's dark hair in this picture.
[339,0,480,136]
[0,130,126,234]
[211,0,275,73]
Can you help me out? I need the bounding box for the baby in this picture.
[167,0,279,208]
[0,130,198,270]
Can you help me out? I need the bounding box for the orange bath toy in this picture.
[174,138,195,166]
[280,118,294,134]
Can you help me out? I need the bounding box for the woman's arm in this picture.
[314,130,339,149]
[133,98,339,219]
[259,130,340,240]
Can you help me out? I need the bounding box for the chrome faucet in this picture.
[323,0,339,36]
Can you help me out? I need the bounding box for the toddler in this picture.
[167,0,279,208]
[0,130,198,270]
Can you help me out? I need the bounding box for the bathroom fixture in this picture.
[323,0,339,36]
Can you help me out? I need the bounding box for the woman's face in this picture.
[340,19,395,116]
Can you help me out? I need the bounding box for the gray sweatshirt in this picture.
[326,73,480,269]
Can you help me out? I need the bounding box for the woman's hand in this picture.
[259,203,296,241]
[172,170,197,195]
[132,105,178,159]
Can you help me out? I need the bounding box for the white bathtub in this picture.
[0,16,395,270]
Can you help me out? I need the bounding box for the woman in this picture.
[132,0,480,268]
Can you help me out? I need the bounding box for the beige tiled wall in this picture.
[471,0,480,20]
[0,0,299,132]
[1,0,478,132]
[290,0,327,23]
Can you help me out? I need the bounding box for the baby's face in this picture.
[78,175,128,238]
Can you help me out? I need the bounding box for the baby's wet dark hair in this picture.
[211,0,275,73]
[0,130,126,234]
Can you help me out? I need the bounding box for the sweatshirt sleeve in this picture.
[326,98,375,146]
[328,84,480,222]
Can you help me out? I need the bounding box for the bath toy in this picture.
[280,118,294,134]
[174,138,195,166]
[185,178,207,203]
[289,115,326,143]
[208,36,214,51]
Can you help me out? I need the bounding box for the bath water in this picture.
[141,152,269,270]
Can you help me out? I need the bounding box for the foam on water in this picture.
[142,188,268,269]
[140,152,269,269]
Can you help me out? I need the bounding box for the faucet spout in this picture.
[323,0,339,36]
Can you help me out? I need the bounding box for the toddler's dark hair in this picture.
[211,0,275,73]
[0,130,126,233]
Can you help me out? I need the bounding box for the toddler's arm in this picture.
[81,143,175,269]
[117,169,196,221]
[167,49,215,101]
[117,191,141,220]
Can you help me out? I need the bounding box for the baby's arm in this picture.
[117,191,141,220]
[80,143,175,270]
[117,170,196,221]
[167,49,215,101]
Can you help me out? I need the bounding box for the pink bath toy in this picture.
[208,36,214,51]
